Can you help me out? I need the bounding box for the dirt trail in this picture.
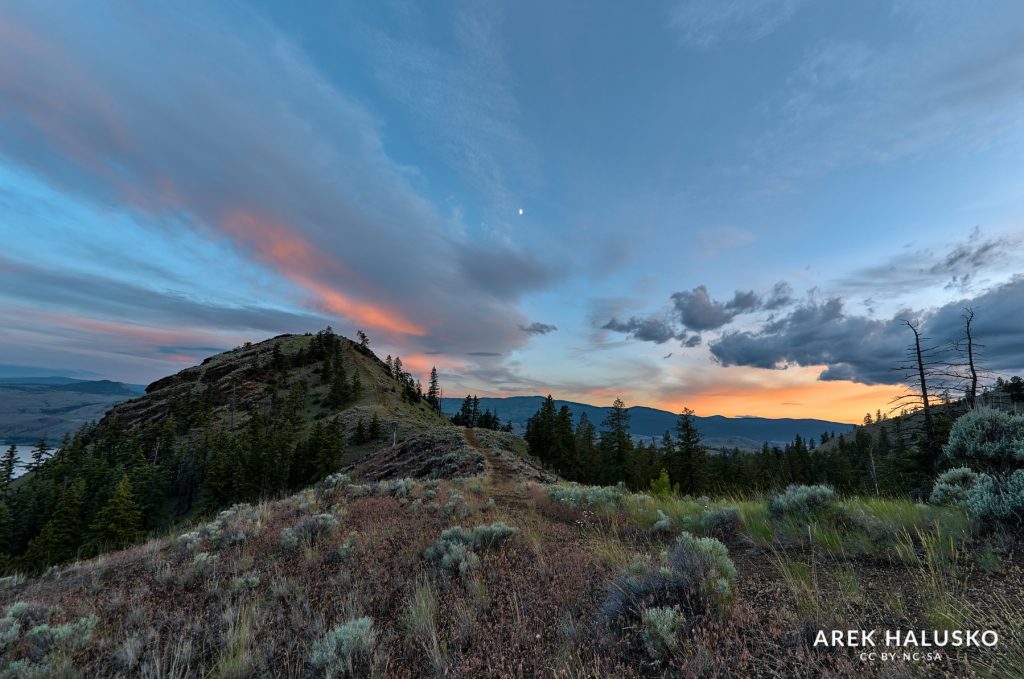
[463,427,531,508]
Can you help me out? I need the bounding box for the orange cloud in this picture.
[222,210,426,337]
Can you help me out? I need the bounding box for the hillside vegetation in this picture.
[0,422,1021,677]
[1,333,1022,677]
[0,330,447,574]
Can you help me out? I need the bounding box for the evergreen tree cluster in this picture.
[449,395,510,431]
[0,329,378,575]
[523,397,957,498]
[383,355,428,404]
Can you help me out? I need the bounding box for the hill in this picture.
[441,396,854,449]
[0,329,450,574]
[0,380,146,445]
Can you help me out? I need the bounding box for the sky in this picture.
[1,1,1023,423]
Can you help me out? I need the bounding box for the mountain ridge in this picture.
[441,395,854,449]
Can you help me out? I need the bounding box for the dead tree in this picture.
[946,307,993,409]
[891,320,945,471]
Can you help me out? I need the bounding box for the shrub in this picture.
[964,471,1024,528]
[931,409,1024,531]
[651,510,672,533]
[328,532,359,564]
[393,478,415,498]
[672,532,736,601]
[280,514,339,552]
[23,616,97,661]
[930,467,979,507]
[548,483,626,510]
[424,540,480,577]
[0,617,20,652]
[599,532,735,640]
[681,508,742,537]
[640,606,684,660]
[424,523,518,577]
[768,485,837,518]
[943,407,1024,470]
[308,617,376,677]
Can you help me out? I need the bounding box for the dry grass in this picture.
[1,468,1021,677]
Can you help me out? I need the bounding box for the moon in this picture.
[518,208,524,216]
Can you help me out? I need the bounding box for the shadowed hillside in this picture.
[0,330,449,575]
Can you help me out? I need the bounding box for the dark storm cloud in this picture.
[518,322,558,335]
[0,2,558,362]
[467,351,502,357]
[709,277,1024,385]
[601,283,790,347]
[601,317,682,344]
[764,281,794,310]
[670,285,760,331]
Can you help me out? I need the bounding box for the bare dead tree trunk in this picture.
[905,320,938,470]
[868,443,879,496]
[964,308,977,409]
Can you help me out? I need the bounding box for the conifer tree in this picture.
[89,475,142,551]
[672,408,707,494]
[599,398,632,485]
[1,445,16,495]
[353,417,367,445]
[427,367,441,411]
[369,412,383,440]
[29,438,50,471]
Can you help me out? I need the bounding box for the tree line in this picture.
[0,327,403,574]
[522,393,976,498]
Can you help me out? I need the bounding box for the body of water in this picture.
[3,444,58,479]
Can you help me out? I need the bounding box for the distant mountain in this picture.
[440,396,855,449]
[0,376,147,392]
[0,379,147,444]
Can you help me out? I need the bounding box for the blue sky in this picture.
[2,0,1023,421]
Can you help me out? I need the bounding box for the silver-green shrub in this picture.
[280,513,339,552]
[599,531,736,645]
[424,522,517,577]
[929,467,979,507]
[932,408,1024,530]
[767,484,836,518]
[651,510,672,533]
[547,483,626,510]
[308,617,376,677]
[681,507,741,537]
[640,606,683,660]
[943,407,1024,468]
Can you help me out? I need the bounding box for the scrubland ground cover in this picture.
[1,428,1021,677]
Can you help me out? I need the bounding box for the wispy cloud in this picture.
[670,0,807,49]
[0,1,558,377]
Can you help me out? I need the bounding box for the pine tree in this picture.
[369,412,383,440]
[599,398,632,485]
[357,329,370,350]
[89,475,142,551]
[426,367,441,412]
[574,412,599,483]
[29,438,50,471]
[353,417,367,445]
[350,370,362,399]
[1,445,16,495]
[672,408,707,494]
